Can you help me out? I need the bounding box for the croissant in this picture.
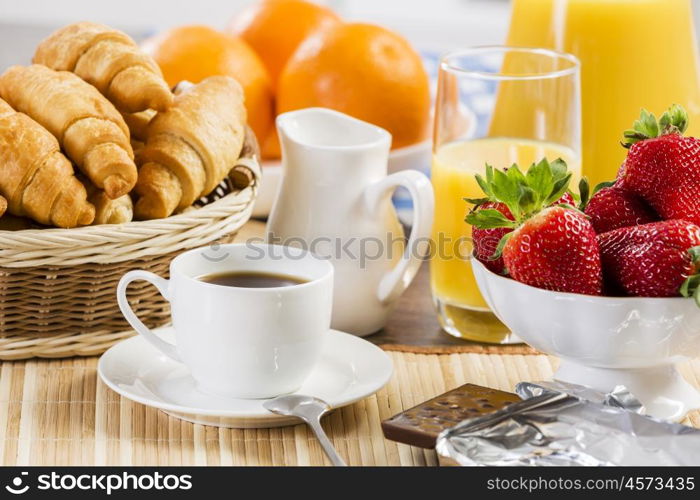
[0,98,95,228]
[0,65,137,199]
[33,22,173,113]
[81,177,133,225]
[0,196,6,219]
[122,109,156,142]
[134,76,246,219]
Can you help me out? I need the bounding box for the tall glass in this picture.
[506,0,700,186]
[431,47,581,344]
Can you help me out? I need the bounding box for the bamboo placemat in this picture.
[0,353,698,466]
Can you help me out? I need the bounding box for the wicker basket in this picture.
[0,130,261,360]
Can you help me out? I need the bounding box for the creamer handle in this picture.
[364,170,434,304]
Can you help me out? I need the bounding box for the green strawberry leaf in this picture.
[578,177,590,210]
[680,272,700,309]
[638,109,659,137]
[506,163,527,185]
[680,275,698,297]
[622,109,659,148]
[680,245,700,309]
[463,196,490,206]
[517,185,537,215]
[526,159,554,207]
[475,174,492,199]
[490,168,522,219]
[556,203,580,212]
[659,104,689,135]
[546,172,573,206]
[465,209,517,229]
[549,158,568,180]
[689,246,700,265]
[467,157,575,231]
[490,231,514,260]
[622,105,689,148]
[593,180,616,195]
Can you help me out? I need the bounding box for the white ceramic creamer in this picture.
[267,108,434,336]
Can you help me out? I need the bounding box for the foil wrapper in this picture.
[436,381,700,466]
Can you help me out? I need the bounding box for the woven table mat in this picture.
[0,353,698,466]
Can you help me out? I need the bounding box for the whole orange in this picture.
[261,127,282,159]
[142,25,274,142]
[277,23,431,150]
[227,0,341,87]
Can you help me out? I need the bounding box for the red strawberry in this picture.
[467,159,602,295]
[584,185,658,234]
[598,220,700,297]
[471,202,512,274]
[617,105,700,225]
[470,193,574,274]
[502,206,602,295]
[554,191,576,207]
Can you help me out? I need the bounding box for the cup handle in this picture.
[364,170,434,304]
[117,270,181,362]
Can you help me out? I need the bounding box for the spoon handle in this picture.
[307,418,346,466]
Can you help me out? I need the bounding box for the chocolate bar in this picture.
[381,383,521,448]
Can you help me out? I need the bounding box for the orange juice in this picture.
[431,138,581,342]
[505,0,700,186]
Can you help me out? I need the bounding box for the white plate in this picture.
[253,139,432,218]
[98,327,393,428]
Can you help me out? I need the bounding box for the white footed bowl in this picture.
[472,258,700,421]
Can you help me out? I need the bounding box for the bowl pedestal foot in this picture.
[555,360,700,422]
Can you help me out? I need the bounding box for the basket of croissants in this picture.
[0,22,261,360]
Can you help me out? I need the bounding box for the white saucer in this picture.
[98,327,393,428]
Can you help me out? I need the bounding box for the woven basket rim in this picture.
[0,158,258,239]
[0,129,262,267]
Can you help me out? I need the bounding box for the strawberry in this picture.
[580,180,658,234]
[471,202,513,274]
[503,206,602,294]
[555,192,576,207]
[467,159,603,295]
[598,220,700,299]
[470,193,574,274]
[617,105,700,225]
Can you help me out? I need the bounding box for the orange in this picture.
[227,0,341,87]
[277,23,431,150]
[142,25,274,143]
[261,127,282,159]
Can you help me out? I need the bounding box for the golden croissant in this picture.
[135,76,246,219]
[33,21,173,113]
[0,64,137,199]
[81,177,133,225]
[0,98,95,228]
[0,195,6,219]
[122,109,156,142]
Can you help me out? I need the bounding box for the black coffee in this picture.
[197,271,307,288]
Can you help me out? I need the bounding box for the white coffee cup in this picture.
[117,243,334,399]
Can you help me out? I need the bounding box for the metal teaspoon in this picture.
[264,394,347,466]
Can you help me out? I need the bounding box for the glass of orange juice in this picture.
[432,47,581,343]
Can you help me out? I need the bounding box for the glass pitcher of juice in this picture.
[505,0,700,186]
[432,47,581,343]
